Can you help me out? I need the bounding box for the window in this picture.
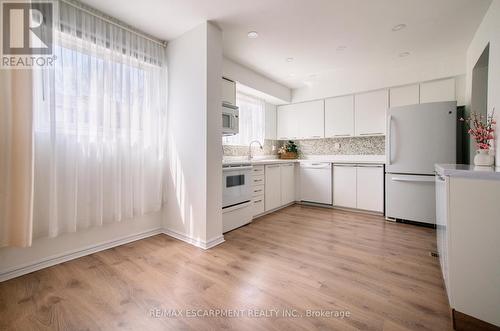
[30,1,167,239]
[223,93,265,146]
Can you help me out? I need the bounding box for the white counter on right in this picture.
[434,165,500,328]
[436,164,500,180]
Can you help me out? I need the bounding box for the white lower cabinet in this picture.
[420,78,455,103]
[356,165,384,212]
[434,172,500,327]
[264,163,296,212]
[333,164,384,212]
[333,165,357,208]
[252,166,265,217]
[265,164,282,211]
[280,163,295,205]
[252,196,265,216]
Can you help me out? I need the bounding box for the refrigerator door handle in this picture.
[391,176,435,183]
[387,114,393,165]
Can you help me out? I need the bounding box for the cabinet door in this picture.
[298,100,324,139]
[325,95,354,137]
[333,165,357,208]
[420,78,455,103]
[265,165,281,211]
[356,165,384,212]
[435,174,449,295]
[390,84,419,108]
[222,78,236,105]
[277,105,299,140]
[354,90,388,136]
[265,103,277,140]
[280,163,295,205]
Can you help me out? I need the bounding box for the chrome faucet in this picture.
[248,140,263,160]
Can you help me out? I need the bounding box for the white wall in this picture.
[223,57,291,104]
[206,23,224,242]
[164,22,223,247]
[292,54,465,103]
[466,0,500,164]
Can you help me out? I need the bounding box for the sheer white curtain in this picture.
[223,93,265,146]
[32,1,167,239]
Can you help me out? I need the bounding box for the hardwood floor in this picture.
[0,205,452,330]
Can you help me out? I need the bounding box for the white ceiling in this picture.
[80,0,491,89]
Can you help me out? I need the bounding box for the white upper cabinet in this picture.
[420,78,456,104]
[298,100,324,139]
[277,104,300,140]
[265,103,277,140]
[354,89,388,136]
[390,84,419,108]
[277,100,324,140]
[325,95,354,137]
[222,77,236,105]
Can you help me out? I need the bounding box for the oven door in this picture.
[222,166,252,208]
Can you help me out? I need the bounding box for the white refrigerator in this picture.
[385,101,457,224]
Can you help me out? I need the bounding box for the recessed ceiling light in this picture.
[286,57,294,62]
[336,45,347,51]
[247,31,259,38]
[392,24,407,32]
[399,51,411,57]
[289,73,296,77]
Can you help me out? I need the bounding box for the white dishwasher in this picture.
[300,162,333,205]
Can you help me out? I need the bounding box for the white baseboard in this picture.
[162,228,225,250]
[0,228,163,283]
[1,228,226,283]
[253,202,296,219]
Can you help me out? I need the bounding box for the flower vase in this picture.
[474,149,494,167]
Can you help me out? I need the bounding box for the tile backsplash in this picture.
[295,136,385,156]
[223,140,280,157]
[222,136,385,157]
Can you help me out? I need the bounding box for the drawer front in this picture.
[252,165,264,175]
[252,174,265,186]
[252,197,265,216]
[252,185,265,197]
[385,173,436,224]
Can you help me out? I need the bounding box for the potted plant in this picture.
[278,140,299,159]
[460,109,496,166]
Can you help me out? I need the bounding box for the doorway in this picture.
[469,44,489,163]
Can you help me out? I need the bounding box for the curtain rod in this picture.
[59,0,167,47]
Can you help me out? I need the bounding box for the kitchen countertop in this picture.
[223,155,385,166]
[435,164,500,181]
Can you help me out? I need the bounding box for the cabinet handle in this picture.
[254,199,263,203]
[254,189,263,193]
[359,133,384,136]
[267,165,280,168]
[334,134,350,137]
[254,179,263,182]
[435,174,446,182]
[356,164,383,168]
[312,136,322,138]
